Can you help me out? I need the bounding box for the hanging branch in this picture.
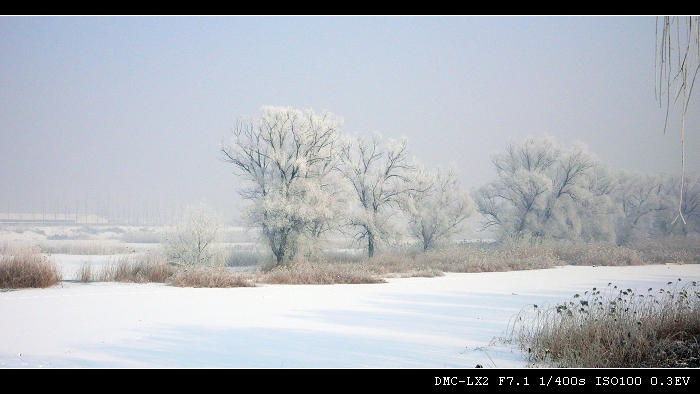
[656,16,700,226]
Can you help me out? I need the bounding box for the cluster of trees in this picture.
[212,20,700,266]
[474,135,700,245]
[220,106,473,265]
[221,107,699,266]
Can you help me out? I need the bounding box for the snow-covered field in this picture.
[2,224,700,368]
[2,256,698,368]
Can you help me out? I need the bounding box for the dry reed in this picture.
[170,266,256,288]
[502,280,700,368]
[0,243,62,289]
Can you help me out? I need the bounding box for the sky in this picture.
[2,257,698,368]
[1,16,698,224]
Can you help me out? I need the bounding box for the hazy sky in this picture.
[1,16,698,223]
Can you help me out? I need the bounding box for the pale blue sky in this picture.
[1,16,697,223]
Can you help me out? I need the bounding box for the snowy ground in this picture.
[2,259,699,368]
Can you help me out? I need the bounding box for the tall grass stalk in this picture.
[260,260,386,285]
[78,252,174,283]
[0,243,62,289]
[170,266,256,288]
[502,280,700,368]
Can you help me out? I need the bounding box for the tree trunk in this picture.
[266,229,288,266]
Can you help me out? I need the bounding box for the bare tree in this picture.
[338,132,417,258]
[221,106,343,266]
[403,165,474,251]
[163,201,224,267]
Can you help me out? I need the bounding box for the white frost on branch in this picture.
[402,164,474,251]
[221,106,343,265]
[475,135,616,242]
[338,132,418,258]
[163,201,224,267]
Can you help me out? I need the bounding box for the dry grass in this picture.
[78,252,174,283]
[628,237,700,265]
[549,241,644,266]
[547,237,700,267]
[170,266,256,288]
[501,280,700,368]
[253,237,700,284]
[259,260,386,285]
[76,250,255,288]
[5,237,700,289]
[411,242,559,273]
[0,243,62,289]
[360,254,445,278]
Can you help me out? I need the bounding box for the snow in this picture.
[2,261,699,368]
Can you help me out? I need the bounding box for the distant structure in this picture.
[0,213,108,225]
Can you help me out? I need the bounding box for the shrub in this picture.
[162,202,225,267]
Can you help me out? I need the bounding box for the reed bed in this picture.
[77,253,175,283]
[259,260,386,284]
[501,280,700,368]
[170,266,256,288]
[629,237,700,265]
[4,237,700,291]
[0,243,62,289]
[410,242,559,273]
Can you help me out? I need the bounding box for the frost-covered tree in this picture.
[475,135,557,240]
[612,171,700,243]
[338,132,418,258]
[653,172,700,237]
[475,135,616,242]
[613,172,666,245]
[403,165,474,251]
[541,141,617,242]
[163,201,224,267]
[577,163,618,243]
[220,106,343,266]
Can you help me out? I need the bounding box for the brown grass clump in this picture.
[365,253,445,278]
[550,241,644,266]
[259,260,386,285]
[629,237,700,265]
[170,266,256,288]
[502,280,700,368]
[78,252,175,283]
[0,243,62,289]
[413,243,558,273]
